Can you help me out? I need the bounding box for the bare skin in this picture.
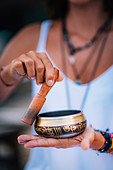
[18,127,105,151]
[0,0,113,151]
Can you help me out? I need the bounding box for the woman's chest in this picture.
[46,25,113,84]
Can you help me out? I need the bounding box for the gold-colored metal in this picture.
[34,110,87,138]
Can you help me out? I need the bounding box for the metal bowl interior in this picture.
[34,110,87,138]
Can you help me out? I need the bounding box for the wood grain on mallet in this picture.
[21,68,59,125]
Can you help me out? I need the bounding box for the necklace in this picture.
[62,17,111,59]
[61,24,111,110]
[62,17,112,85]
[70,35,102,85]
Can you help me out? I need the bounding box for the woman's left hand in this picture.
[17,127,105,150]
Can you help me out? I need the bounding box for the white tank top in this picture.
[25,20,113,170]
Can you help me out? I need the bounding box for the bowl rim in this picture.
[37,109,82,120]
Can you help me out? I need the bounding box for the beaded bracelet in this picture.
[95,129,113,153]
[0,66,14,87]
[106,133,113,153]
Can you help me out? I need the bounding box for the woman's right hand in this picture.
[1,51,63,86]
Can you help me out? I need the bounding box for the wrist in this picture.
[91,129,113,153]
[90,130,105,150]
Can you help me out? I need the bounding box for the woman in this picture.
[0,0,113,169]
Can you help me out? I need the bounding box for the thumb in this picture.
[56,73,64,82]
[81,128,95,151]
[81,137,90,151]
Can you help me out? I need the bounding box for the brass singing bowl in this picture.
[34,110,87,138]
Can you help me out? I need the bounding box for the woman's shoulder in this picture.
[0,22,42,64]
[0,20,59,65]
[14,22,42,49]
[18,20,52,37]
[20,22,42,35]
[9,20,53,51]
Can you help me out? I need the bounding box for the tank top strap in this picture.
[36,20,52,52]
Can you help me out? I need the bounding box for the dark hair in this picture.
[103,0,113,16]
[47,0,113,20]
[47,0,69,19]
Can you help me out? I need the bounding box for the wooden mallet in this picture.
[21,68,59,126]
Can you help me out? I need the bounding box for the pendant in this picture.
[75,75,82,85]
[69,55,76,64]
[75,80,82,85]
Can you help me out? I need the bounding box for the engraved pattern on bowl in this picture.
[34,110,87,138]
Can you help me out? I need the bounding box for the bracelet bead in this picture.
[106,134,113,153]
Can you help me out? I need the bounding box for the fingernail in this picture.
[47,80,54,86]
[27,76,35,80]
[18,141,26,144]
[30,76,35,80]
[21,73,26,76]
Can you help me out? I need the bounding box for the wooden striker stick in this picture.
[21,68,59,125]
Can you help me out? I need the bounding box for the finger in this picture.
[11,60,25,78]
[15,62,26,76]
[27,51,63,84]
[68,137,80,147]
[17,135,40,143]
[24,137,80,149]
[37,52,55,86]
[56,73,64,82]
[27,51,45,83]
[35,60,45,84]
[19,54,35,79]
[24,138,56,148]
[24,138,69,148]
[18,135,81,149]
[81,127,94,151]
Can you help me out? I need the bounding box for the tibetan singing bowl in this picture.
[34,110,87,138]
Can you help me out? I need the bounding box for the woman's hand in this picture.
[1,51,63,86]
[17,127,105,150]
